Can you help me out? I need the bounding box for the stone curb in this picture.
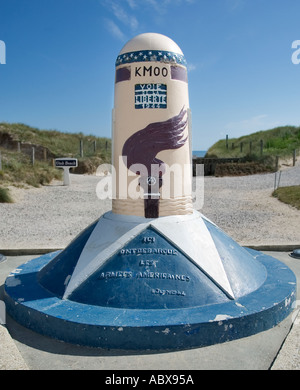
[0,325,29,370]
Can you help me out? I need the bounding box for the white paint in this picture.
[9,268,22,275]
[151,211,234,299]
[210,314,234,322]
[63,212,150,298]
[5,276,21,287]
[64,275,71,286]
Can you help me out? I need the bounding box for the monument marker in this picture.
[4,33,296,350]
[113,33,192,218]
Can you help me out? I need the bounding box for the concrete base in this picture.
[3,211,297,351]
[1,251,300,370]
[3,249,296,350]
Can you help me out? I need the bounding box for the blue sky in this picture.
[0,0,300,150]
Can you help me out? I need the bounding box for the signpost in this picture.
[55,158,78,186]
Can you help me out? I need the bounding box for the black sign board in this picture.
[55,158,78,168]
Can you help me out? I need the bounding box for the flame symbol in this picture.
[122,107,188,177]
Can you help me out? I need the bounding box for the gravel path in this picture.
[200,164,300,246]
[0,164,300,250]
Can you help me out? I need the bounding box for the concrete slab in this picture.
[271,317,300,370]
[0,325,28,370]
[0,251,299,370]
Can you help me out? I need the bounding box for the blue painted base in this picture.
[4,249,296,350]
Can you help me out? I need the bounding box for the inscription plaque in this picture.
[135,84,167,109]
[69,227,229,309]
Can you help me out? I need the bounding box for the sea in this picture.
[192,150,207,158]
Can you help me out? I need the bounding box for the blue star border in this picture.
[116,50,187,67]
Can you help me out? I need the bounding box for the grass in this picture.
[0,122,112,188]
[0,122,112,160]
[0,148,62,187]
[0,187,13,203]
[273,186,300,210]
[206,125,300,160]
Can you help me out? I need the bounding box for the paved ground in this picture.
[0,250,300,370]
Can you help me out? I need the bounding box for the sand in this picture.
[0,161,300,250]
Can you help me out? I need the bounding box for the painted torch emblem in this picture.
[122,107,188,218]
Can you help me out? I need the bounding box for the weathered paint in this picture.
[4,248,296,350]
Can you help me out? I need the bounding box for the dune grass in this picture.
[272,186,300,210]
[0,122,112,160]
[0,122,112,188]
[0,148,62,187]
[206,125,300,160]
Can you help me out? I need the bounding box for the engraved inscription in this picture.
[98,271,190,282]
[136,271,190,282]
[142,236,156,243]
[152,289,186,296]
[120,248,178,255]
[99,271,133,279]
[100,234,189,298]
[139,259,158,267]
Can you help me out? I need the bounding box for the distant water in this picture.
[192,150,207,158]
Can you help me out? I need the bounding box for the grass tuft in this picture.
[0,187,13,203]
[272,186,300,210]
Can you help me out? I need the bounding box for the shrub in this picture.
[0,187,13,203]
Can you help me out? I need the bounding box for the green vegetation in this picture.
[0,148,62,187]
[206,125,300,160]
[0,122,112,201]
[0,187,13,203]
[0,122,111,160]
[273,186,300,210]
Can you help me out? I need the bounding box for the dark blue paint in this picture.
[37,220,98,297]
[69,227,229,309]
[115,50,187,67]
[4,249,296,351]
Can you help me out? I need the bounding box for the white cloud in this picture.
[102,0,194,40]
[187,63,197,72]
[126,0,137,9]
[102,0,139,40]
[110,1,139,31]
[143,0,194,14]
[105,19,126,42]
